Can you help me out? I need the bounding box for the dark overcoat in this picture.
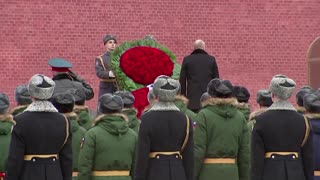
[179,49,219,111]
[135,110,194,180]
[251,103,314,180]
[5,102,72,180]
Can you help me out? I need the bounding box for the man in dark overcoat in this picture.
[179,39,219,112]
[251,75,314,180]
[5,74,72,180]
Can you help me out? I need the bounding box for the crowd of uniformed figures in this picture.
[0,73,319,180]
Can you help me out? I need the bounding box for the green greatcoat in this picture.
[235,103,251,121]
[173,95,197,122]
[194,98,250,180]
[11,105,29,116]
[74,105,94,130]
[65,113,87,180]
[78,114,137,180]
[122,108,140,133]
[0,115,15,172]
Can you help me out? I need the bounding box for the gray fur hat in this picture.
[0,93,10,114]
[98,93,123,114]
[303,93,320,113]
[296,86,314,106]
[269,74,296,100]
[114,91,135,108]
[103,34,117,45]
[152,75,180,102]
[256,89,273,107]
[15,85,32,105]
[28,74,55,100]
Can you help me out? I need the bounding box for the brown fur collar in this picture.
[175,95,189,106]
[202,97,238,108]
[234,102,251,110]
[93,113,129,125]
[74,105,89,112]
[123,108,138,113]
[249,108,267,121]
[295,106,306,113]
[10,105,28,113]
[0,114,16,125]
[63,112,79,120]
[305,113,320,119]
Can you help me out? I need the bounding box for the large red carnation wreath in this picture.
[110,40,180,117]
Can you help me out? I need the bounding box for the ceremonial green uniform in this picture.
[78,114,137,180]
[194,98,250,180]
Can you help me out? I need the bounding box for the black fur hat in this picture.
[0,93,10,114]
[296,86,314,107]
[98,94,123,114]
[207,78,233,98]
[256,89,273,107]
[233,86,250,103]
[114,91,135,108]
[303,93,320,113]
[51,93,75,113]
[15,85,32,105]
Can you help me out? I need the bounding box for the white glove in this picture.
[109,71,115,78]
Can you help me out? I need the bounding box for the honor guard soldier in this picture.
[135,75,194,180]
[248,89,273,131]
[95,34,118,97]
[233,86,251,121]
[251,75,314,180]
[0,93,15,180]
[5,74,72,180]
[194,78,250,180]
[51,92,87,179]
[49,58,94,101]
[78,93,137,180]
[67,89,94,130]
[11,85,32,116]
[295,86,314,114]
[304,94,320,179]
[114,91,140,133]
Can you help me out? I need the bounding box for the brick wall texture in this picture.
[1,0,319,110]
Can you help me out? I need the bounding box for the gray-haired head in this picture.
[15,85,32,105]
[28,74,55,100]
[194,39,205,50]
[153,75,180,102]
[269,74,296,100]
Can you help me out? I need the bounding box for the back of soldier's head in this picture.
[233,86,250,103]
[296,86,314,107]
[98,94,123,114]
[114,91,135,108]
[66,89,86,105]
[0,93,10,115]
[256,89,273,107]
[51,93,75,113]
[15,85,32,105]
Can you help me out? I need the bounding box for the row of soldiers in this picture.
[0,73,319,180]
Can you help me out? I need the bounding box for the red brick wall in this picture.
[1,0,319,110]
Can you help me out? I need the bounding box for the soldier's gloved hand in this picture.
[109,71,115,78]
[68,70,85,83]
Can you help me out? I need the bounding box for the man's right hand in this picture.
[109,71,115,78]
